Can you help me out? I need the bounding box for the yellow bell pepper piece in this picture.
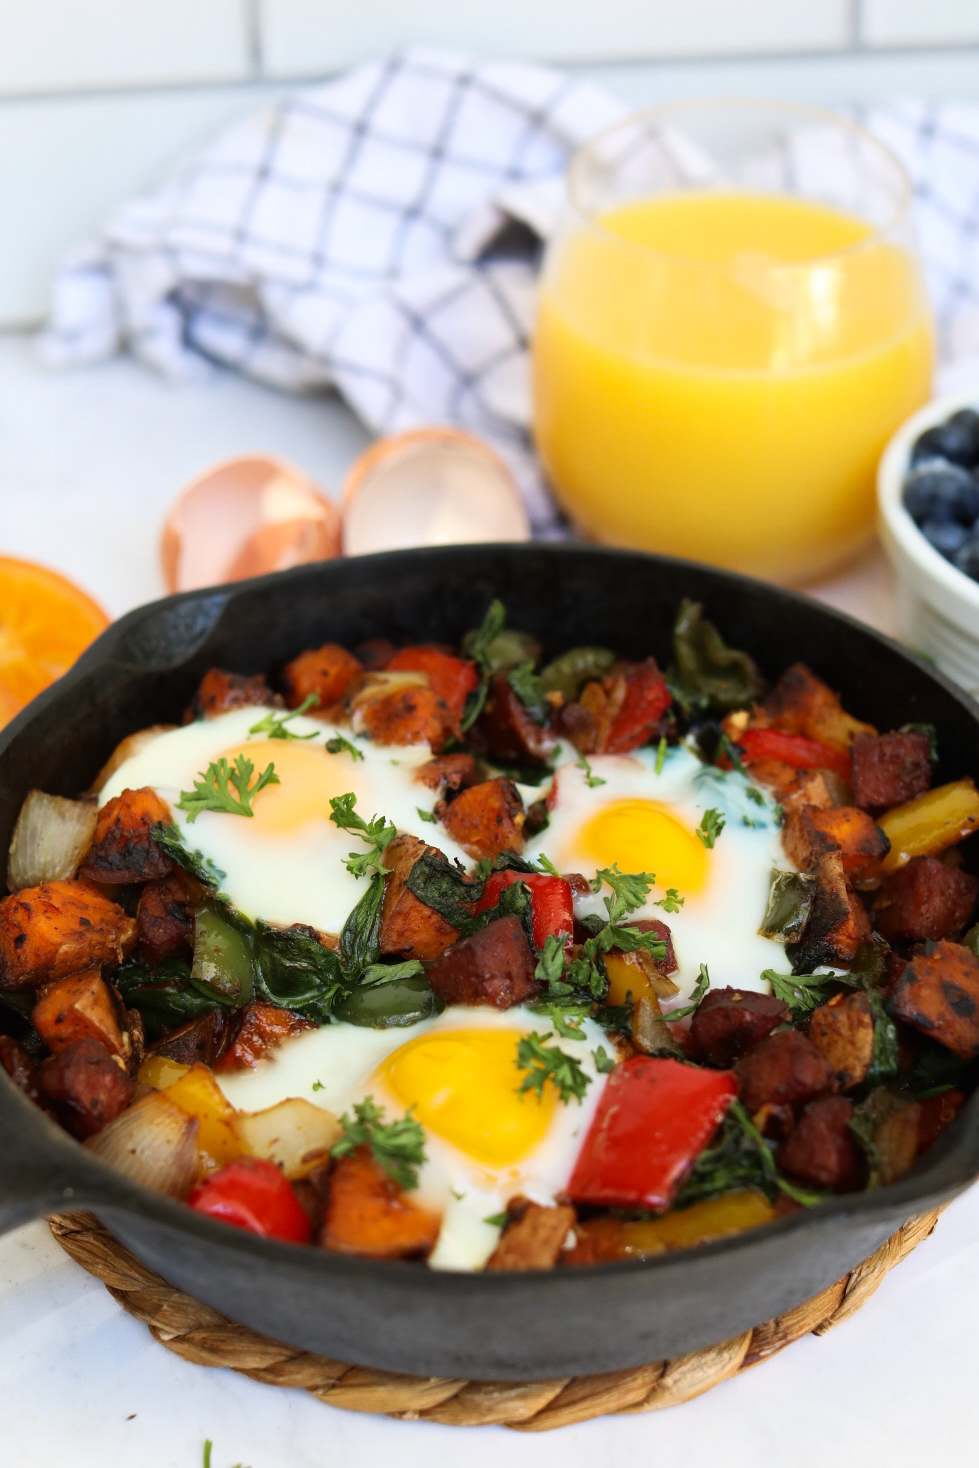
[163,1063,242,1170]
[137,1055,189,1090]
[576,1190,776,1260]
[604,952,655,1009]
[876,778,979,874]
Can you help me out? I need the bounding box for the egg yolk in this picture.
[218,739,361,834]
[578,799,708,892]
[377,1029,557,1167]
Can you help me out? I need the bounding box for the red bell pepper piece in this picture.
[188,1157,312,1244]
[568,1056,737,1212]
[387,647,479,725]
[738,727,851,780]
[474,870,574,950]
[605,662,672,754]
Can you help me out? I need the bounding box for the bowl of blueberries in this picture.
[878,388,979,695]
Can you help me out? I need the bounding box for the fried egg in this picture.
[98,706,472,933]
[523,742,788,1003]
[218,1004,611,1270]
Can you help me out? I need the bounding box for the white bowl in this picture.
[877,388,979,697]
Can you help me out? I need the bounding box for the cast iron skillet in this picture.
[1,544,978,1381]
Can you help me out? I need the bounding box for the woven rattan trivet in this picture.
[48,1208,940,1430]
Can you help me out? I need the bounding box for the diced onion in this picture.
[6,790,98,891]
[233,1097,341,1178]
[85,1091,200,1198]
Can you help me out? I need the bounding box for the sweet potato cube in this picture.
[439,777,525,861]
[0,880,137,990]
[875,857,979,944]
[282,643,363,710]
[359,685,448,749]
[889,940,979,1059]
[32,968,127,1059]
[805,807,891,878]
[379,834,460,961]
[486,1201,575,1272]
[778,1096,864,1191]
[789,851,870,970]
[737,1029,833,1113]
[690,987,790,1067]
[425,915,538,1009]
[807,993,876,1091]
[39,1037,134,1138]
[185,669,279,722]
[781,807,835,870]
[78,786,174,885]
[781,770,841,815]
[414,753,478,793]
[136,869,202,964]
[150,1009,231,1068]
[763,663,875,752]
[320,1149,439,1259]
[851,731,932,812]
[216,1001,313,1071]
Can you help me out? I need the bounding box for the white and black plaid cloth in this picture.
[40,48,979,535]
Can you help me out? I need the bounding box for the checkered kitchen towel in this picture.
[40,47,979,535]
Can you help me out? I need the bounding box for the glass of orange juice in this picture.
[533,100,934,584]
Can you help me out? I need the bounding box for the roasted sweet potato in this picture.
[39,1037,134,1138]
[281,642,363,710]
[851,731,932,812]
[386,647,479,728]
[31,968,128,1060]
[359,685,448,749]
[874,856,979,944]
[150,1008,231,1067]
[472,674,555,765]
[778,1096,864,1191]
[763,663,875,753]
[736,1029,833,1113]
[78,786,174,885]
[414,753,478,794]
[425,915,538,1009]
[804,806,891,878]
[185,669,279,722]
[690,987,790,1067]
[780,770,841,816]
[379,834,461,961]
[485,1200,576,1271]
[216,1001,313,1071]
[788,851,870,970]
[0,880,137,990]
[888,940,979,1059]
[807,992,876,1090]
[781,807,835,871]
[320,1149,439,1259]
[439,777,525,861]
[136,869,202,964]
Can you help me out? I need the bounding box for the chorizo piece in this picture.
[736,1029,833,1113]
[39,1037,134,1138]
[874,856,978,944]
[689,988,790,1067]
[425,915,539,1009]
[778,1096,864,1191]
[851,731,932,812]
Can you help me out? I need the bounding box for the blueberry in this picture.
[920,519,970,558]
[911,409,979,469]
[954,535,979,582]
[903,464,979,527]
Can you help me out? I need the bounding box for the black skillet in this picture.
[1,544,978,1381]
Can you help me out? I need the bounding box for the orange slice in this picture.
[0,556,109,726]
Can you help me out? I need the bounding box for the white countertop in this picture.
[1,333,976,1468]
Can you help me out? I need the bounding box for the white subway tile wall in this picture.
[1,0,979,325]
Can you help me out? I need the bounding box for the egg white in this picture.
[218,1004,611,1271]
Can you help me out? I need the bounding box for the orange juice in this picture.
[533,191,933,582]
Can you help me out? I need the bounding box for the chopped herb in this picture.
[593,1045,616,1073]
[460,600,539,731]
[715,730,748,775]
[534,932,570,989]
[484,1212,509,1228]
[358,959,425,986]
[177,754,279,823]
[676,1099,826,1210]
[248,693,320,739]
[761,967,863,1018]
[507,661,548,722]
[203,1442,212,1468]
[151,823,226,886]
[516,1031,591,1104]
[416,806,439,824]
[593,999,635,1035]
[530,1001,589,1038]
[696,808,725,849]
[655,887,684,914]
[662,963,711,1022]
[655,736,668,774]
[312,1080,324,1092]
[330,1096,426,1191]
[452,1189,466,1201]
[746,785,766,806]
[462,599,507,669]
[534,853,561,877]
[329,792,397,877]
[576,751,606,788]
[566,866,667,999]
[326,732,365,762]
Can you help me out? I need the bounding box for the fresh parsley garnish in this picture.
[697,808,725,848]
[329,792,398,877]
[515,1032,591,1104]
[311,1080,324,1092]
[760,967,862,1018]
[416,806,438,824]
[565,866,668,999]
[576,751,606,788]
[530,1000,590,1038]
[248,693,320,739]
[177,754,279,823]
[534,853,561,877]
[358,959,425,985]
[325,732,365,761]
[330,1096,426,1191]
[507,661,548,722]
[655,887,684,913]
[593,1045,616,1073]
[534,932,571,990]
[484,1212,509,1228]
[662,962,711,1021]
[655,736,668,775]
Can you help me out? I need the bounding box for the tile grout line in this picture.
[243,0,264,76]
